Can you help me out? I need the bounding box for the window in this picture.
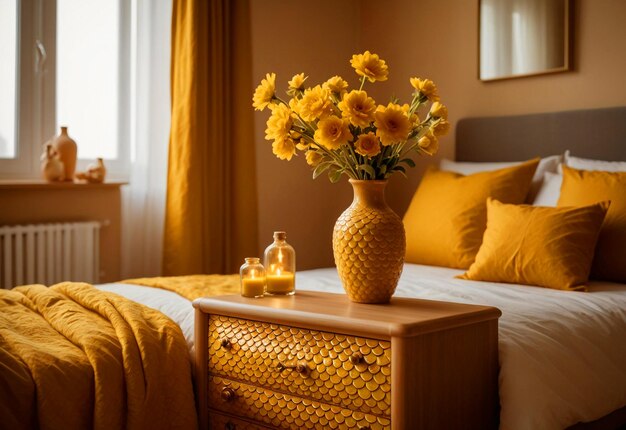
[0,0,130,179]
[0,0,17,160]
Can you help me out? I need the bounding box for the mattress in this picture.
[99,263,626,430]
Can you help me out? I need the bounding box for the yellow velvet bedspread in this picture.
[121,274,240,301]
[0,282,198,430]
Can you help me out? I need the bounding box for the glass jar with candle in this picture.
[264,231,296,295]
[240,258,266,298]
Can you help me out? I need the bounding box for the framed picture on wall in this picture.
[479,0,572,81]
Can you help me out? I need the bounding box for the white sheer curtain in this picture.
[121,0,172,279]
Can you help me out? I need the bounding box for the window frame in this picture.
[0,0,131,181]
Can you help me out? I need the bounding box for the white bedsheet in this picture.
[99,264,626,430]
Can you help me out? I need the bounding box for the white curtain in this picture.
[121,0,172,279]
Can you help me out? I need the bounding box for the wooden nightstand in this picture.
[193,291,501,430]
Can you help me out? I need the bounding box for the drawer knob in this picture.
[220,387,236,402]
[277,361,309,375]
[220,338,232,349]
[350,352,364,365]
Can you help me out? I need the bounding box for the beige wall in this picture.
[250,0,626,269]
[250,0,360,269]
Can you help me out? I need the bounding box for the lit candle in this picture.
[266,268,295,295]
[240,259,266,298]
[241,276,266,298]
[263,231,296,295]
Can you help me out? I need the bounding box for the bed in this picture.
[2,106,626,429]
[99,262,626,430]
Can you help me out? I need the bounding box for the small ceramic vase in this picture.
[51,126,77,181]
[86,158,106,183]
[40,144,65,182]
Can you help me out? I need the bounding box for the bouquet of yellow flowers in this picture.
[252,51,449,182]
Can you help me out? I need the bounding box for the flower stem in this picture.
[358,76,367,91]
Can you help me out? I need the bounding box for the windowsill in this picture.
[0,180,128,190]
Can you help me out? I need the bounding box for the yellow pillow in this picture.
[460,199,609,291]
[403,159,539,269]
[558,166,626,282]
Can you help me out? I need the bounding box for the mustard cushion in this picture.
[558,166,626,282]
[460,199,609,291]
[403,159,539,269]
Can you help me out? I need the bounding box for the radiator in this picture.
[0,222,100,289]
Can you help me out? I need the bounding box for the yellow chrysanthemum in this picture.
[354,132,381,158]
[400,103,420,126]
[287,73,307,97]
[374,103,411,146]
[314,116,353,150]
[350,51,389,83]
[429,101,448,119]
[295,138,309,151]
[410,77,439,101]
[418,131,439,156]
[252,72,277,111]
[288,97,301,116]
[305,150,324,166]
[298,85,334,122]
[323,76,349,96]
[265,104,293,141]
[272,137,297,161]
[338,90,376,128]
[432,119,450,136]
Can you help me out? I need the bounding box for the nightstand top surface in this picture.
[193,290,501,338]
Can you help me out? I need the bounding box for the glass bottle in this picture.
[240,257,266,298]
[264,231,296,295]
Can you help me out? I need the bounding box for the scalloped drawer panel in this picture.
[209,375,391,430]
[208,315,391,416]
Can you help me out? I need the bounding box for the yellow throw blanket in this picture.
[0,282,197,430]
[121,274,240,301]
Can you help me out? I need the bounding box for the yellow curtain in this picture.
[164,0,258,275]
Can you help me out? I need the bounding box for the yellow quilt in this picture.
[121,274,240,301]
[0,282,197,430]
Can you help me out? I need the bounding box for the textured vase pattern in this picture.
[333,180,405,304]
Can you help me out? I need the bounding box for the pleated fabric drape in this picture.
[164,0,258,275]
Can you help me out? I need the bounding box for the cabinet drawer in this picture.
[208,411,270,430]
[208,315,391,416]
[209,375,391,430]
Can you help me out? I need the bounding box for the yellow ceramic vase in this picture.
[333,179,405,304]
[51,126,77,181]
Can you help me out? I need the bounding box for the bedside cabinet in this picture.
[193,291,501,430]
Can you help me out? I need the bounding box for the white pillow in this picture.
[564,150,626,172]
[532,172,562,207]
[440,155,562,201]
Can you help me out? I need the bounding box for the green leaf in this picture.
[379,164,387,175]
[400,158,416,168]
[393,165,406,173]
[328,169,342,183]
[357,164,376,179]
[393,165,408,178]
[312,162,332,179]
[384,156,399,172]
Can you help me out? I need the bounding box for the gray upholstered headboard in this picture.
[456,106,626,162]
